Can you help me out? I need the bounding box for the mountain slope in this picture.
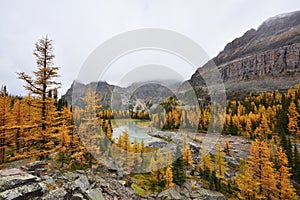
[190,10,300,99]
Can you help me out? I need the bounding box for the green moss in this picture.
[131,183,146,196]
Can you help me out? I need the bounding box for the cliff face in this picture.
[190,11,300,97]
[219,43,300,82]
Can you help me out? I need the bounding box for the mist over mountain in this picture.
[64,11,300,105]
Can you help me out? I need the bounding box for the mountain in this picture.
[190,10,300,99]
[62,80,183,109]
[64,11,300,104]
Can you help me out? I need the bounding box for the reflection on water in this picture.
[112,119,160,144]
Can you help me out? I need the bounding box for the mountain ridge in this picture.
[190,10,300,99]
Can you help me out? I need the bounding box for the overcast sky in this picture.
[0,0,299,96]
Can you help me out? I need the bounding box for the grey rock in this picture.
[192,188,226,200]
[0,174,37,192]
[43,187,67,200]
[26,161,47,171]
[75,175,90,191]
[0,168,26,176]
[0,182,45,200]
[71,193,85,200]
[86,188,105,200]
[64,171,80,181]
[118,180,126,186]
[156,187,184,200]
[224,155,239,166]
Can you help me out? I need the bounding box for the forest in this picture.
[0,36,299,199]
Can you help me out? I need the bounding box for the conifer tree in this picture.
[0,86,10,163]
[183,134,192,166]
[293,144,300,180]
[215,143,227,181]
[199,147,213,172]
[288,102,299,136]
[172,145,186,186]
[165,166,173,188]
[236,165,260,200]
[248,140,278,199]
[17,36,61,157]
[151,149,165,185]
[276,147,297,200]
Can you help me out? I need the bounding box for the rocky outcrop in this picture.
[0,168,47,200]
[218,43,300,82]
[0,162,228,200]
[0,163,140,200]
[190,11,300,98]
[154,182,226,200]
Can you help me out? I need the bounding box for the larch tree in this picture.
[11,98,23,154]
[214,143,227,181]
[17,36,61,157]
[0,86,10,163]
[199,147,213,172]
[150,149,165,185]
[165,166,174,189]
[248,140,278,199]
[183,134,192,166]
[276,147,297,200]
[254,114,271,140]
[288,102,299,136]
[79,87,102,169]
[236,165,260,200]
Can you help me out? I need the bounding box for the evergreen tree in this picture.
[293,144,300,180]
[172,145,186,186]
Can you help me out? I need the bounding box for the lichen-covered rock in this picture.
[0,182,46,200]
[85,188,104,200]
[156,186,184,200]
[0,174,37,192]
[42,187,67,200]
[75,175,90,191]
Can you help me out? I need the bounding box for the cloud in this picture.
[0,0,299,96]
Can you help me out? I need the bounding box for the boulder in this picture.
[64,171,80,181]
[25,161,47,171]
[75,175,90,191]
[0,182,46,200]
[0,174,37,192]
[0,168,26,176]
[191,188,226,200]
[85,188,105,200]
[42,187,67,200]
[156,187,183,200]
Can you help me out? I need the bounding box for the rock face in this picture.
[190,11,300,98]
[0,164,228,200]
[155,182,226,200]
[0,170,46,200]
[218,43,300,82]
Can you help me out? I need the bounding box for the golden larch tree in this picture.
[165,166,174,189]
[288,102,299,136]
[199,147,213,171]
[276,147,297,200]
[214,143,227,180]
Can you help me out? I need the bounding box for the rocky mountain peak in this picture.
[215,10,300,66]
[191,10,300,99]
